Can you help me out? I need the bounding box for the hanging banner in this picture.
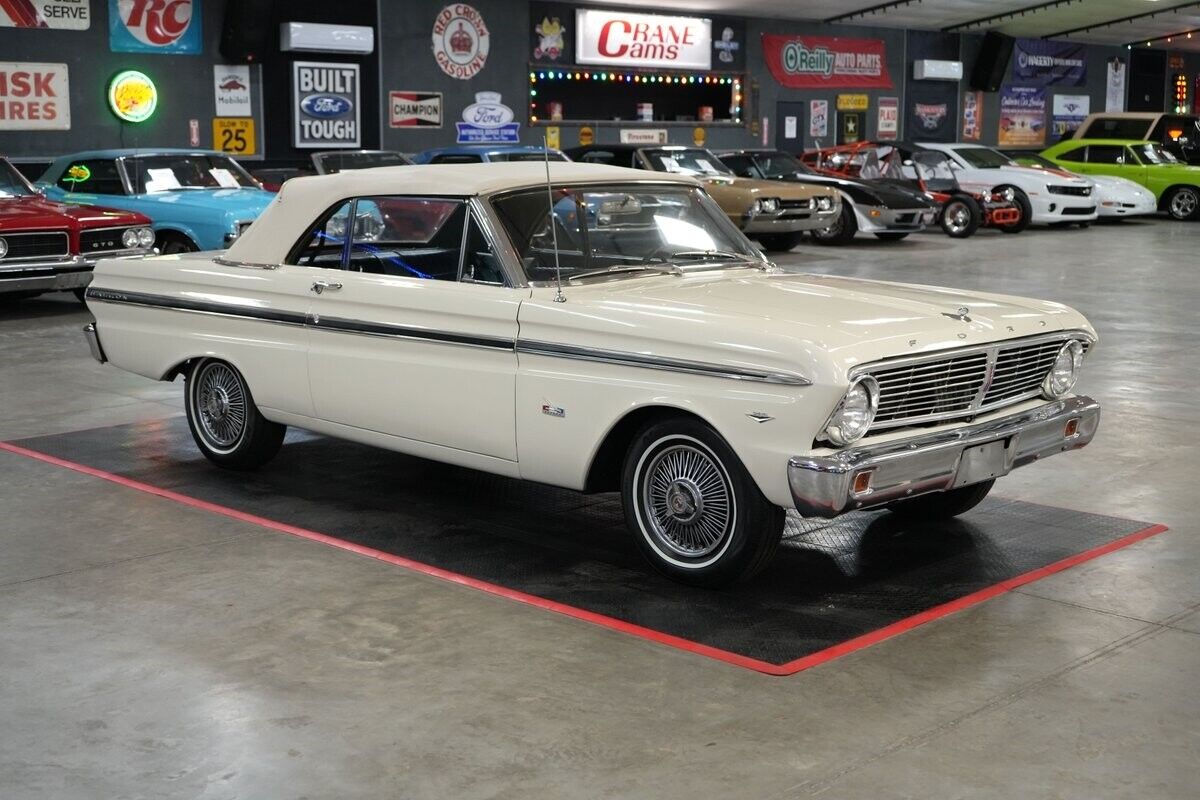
[908,80,956,142]
[877,96,898,140]
[456,92,519,144]
[1051,94,1089,141]
[213,65,251,117]
[0,62,70,130]
[762,34,892,89]
[109,0,201,54]
[1,0,90,29]
[961,90,982,141]
[1105,57,1126,112]
[998,85,1046,147]
[575,9,712,70]
[292,62,360,149]
[809,99,827,139]
[1013,38,1086,87]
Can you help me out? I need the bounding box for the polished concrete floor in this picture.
[1,220,1197,798]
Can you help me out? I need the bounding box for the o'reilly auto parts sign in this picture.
[292,61,360,149]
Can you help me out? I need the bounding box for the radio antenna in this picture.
[544,135,565,303]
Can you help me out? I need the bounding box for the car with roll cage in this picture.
[82,162,1100,586]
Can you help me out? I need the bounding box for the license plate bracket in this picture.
[954,438,1011,488]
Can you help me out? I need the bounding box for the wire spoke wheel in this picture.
[640,442,733,560]
[194,361,248,451]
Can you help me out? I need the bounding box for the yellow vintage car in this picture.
[567,144,840,251]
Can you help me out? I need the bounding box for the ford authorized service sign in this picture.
[292,62,360,149]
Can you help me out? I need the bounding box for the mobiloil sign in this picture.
[292,61,360,148]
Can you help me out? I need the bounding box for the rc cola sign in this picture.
[292,62,360,148]
[455,92,519,144]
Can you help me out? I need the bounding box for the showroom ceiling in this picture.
[572,0,1200,50]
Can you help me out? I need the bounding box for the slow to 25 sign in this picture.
[213,117,256,155]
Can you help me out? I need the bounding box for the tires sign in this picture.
[432,4,489,80]
[292,62,360,149]
[1,0,90,29]
[0,62,70,130]
[109,0,201,54]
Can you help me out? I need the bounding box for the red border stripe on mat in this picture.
[0,440,1169,677]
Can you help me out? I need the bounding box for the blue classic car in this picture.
[37,149,274,252]
[410,145,569,164]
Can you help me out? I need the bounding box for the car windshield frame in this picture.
[122,153,260,194]
[488,181,766,285]
[951,146,1017,169]
[750,151,814,178]
[0,158,35,198]
[642,148,734,177]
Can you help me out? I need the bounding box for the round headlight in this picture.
[757,197,779,213]
[121,228,140,248]
[137,227,155,247]
[824,375,880,446]
[1042,340,1084,399]
[818,195,834,211]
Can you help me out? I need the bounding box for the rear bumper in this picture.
[787,395,1100,518]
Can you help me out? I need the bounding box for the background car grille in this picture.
[0,231,70,261]
[1049,185,1091,196]
[858,335,1090,432]
[79,227,136,254]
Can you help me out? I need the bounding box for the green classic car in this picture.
[1040,138,1200,221]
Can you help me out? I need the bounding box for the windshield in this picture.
[0,159,34,197]
[491,184,763,283]
[952,147,1016,169]
[1004,152,1056,169]
[643,149,732,177]
[314,151,411,173]
[489,151,568,162]
[1139,143,1179,164]
[126,154,259,193]
[752,151,812,178]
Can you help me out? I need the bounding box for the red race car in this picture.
[1,156,155,301]
[801,142,1023,238]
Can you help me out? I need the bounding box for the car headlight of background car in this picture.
[823,375,879,446]
[753,198,781,214]
[122,227,154,249]
[992,187,1016,203]
[1042,340,1084,399]
[816,195,835,211]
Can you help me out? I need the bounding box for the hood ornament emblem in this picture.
[942,306,972,322]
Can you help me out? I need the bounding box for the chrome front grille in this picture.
[856,333,1091,433]
[0,231,70,262]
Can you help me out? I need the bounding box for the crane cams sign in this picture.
[109,0,201,54]
[292,62,360,149]
[575,9,711,70]
[432,4,489,80]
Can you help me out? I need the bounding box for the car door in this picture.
[1120,146,1150,187]
[303,195,524,460]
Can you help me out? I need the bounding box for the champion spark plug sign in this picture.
[575,9,711,71]
[293,62,360,149]
[762,34,892,89]
[109,0,201,54]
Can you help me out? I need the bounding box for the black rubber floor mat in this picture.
[9,419,1164,674]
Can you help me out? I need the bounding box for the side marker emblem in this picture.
[541,404,566,418]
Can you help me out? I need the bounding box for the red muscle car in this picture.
[1,156,155,301]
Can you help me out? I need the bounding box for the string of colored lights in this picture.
[528,71,743,124]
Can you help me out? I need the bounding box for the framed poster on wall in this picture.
[292,62,361,149]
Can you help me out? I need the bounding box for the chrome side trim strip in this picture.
[213,256,280,270]
[85,287,308,326]
[311,315,514,350]
[516,340,811,386]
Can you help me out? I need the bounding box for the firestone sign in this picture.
[0,62,70,130]
[575,9,712,71]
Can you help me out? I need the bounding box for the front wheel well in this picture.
[583,406,713,494]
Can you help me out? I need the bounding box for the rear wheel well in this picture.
[583,406,712,493]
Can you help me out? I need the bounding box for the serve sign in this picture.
[0,62,70,130]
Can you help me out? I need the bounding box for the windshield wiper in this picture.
[566,264,680,283]
[662,249,748,262]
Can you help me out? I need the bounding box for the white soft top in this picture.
[226,162,697,265]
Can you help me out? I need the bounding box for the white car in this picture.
[916,142,1099,227]
[1001,151,1158,219]
[82,162,1101,586]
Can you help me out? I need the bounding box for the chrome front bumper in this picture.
[83,322,106,363]
[741,207,840,233]
[788,396,1100,518]
[0,247,152,295]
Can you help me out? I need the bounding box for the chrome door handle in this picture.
[311,280,343,295]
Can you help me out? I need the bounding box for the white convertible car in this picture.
[82,163,1100,586]
[916,142,1099,228]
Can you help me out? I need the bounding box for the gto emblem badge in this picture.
[942,306,972,322]
[0,237,7,259]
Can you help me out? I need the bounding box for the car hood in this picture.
[776,172,934,208]
[693,174,828,199]
[0,195,147,230]
[520,270,1093,384]
[132,188,274,217]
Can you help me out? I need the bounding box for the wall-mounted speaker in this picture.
[970,31,1014,92]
